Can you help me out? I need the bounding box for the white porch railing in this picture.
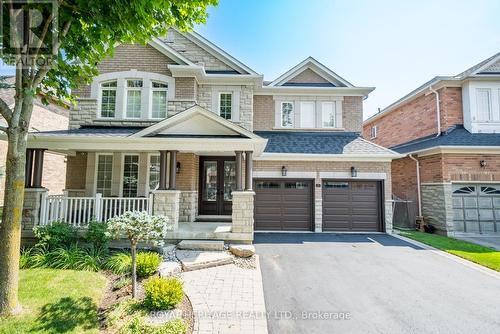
[39,193,153,227]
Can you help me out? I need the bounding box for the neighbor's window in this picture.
[370,125,377,139]
[96,155,113,196]
[148,155,160,191]
[152,82,168,119]
[123,155,139,197]
[476,88,492,121]
[100,81,117,118]
[219,93,232,120]
[281,102,294,127]
[322,102,336,128]
[126,79,143,118]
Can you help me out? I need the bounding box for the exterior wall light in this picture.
[480,160,486,168]
[281,166,287,176]
[176,162,181,174]
[351,166,358,177]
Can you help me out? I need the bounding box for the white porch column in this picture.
[153,190,180,231]
[231,191,255,235]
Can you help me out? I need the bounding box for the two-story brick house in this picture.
[22,29,398,242]
[363,52,500,236]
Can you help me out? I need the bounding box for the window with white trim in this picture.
[148,155,160,191]
[281,102,294,127]
[126,79,143,118]
[151,82,168,119]
[123,155,139,197]
[300,101,315,128]
[96,155,113,196]
[219,93,232,120]
[322,102,336,128]
[476,88,492,121]
[370,125,377,139]
[100,81,117,118]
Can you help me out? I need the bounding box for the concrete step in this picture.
[177,239,225,251]
[176,250,233,271]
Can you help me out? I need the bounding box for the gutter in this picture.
[408,154,422,217]
[429,86,441,137]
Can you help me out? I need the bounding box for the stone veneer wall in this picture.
[179,191,197,223]
[421,183,454,235]
[22,188,47,232]
[231,191,255,234]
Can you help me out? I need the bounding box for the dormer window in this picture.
[126,79,143,118]
[100,81,117,118]
[281,102,294,127]
[219,92,232,120]
[152,81,168,119]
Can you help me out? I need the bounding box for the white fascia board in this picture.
[168,64,263,85]
[470,53,500,75]
[147,38,194,66]
[254,152,402,162]
[411,146,500,157]
[255,86,375,96]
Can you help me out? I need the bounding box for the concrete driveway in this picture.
[254,233,500,334]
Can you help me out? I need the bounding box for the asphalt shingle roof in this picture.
[30,126,144,137]
[390,125,500,154]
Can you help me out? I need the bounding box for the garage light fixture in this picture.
[480,160,486,168]
[281,166,287,176]
[351,166,358,177]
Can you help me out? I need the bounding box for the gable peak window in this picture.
[100,81,117,118]
[219,92,232,120]
[281,102,294,127]
[126,79,143,118]
[152,81,168,119]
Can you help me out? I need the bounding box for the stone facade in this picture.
[179,191,197,223]
[22,188,47,232]
[421,183,454,235]
[231,191,255,234]
[153,190,181,231]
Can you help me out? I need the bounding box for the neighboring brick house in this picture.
[0,78,69,206]
[22,29,399,241]
[363,52,500,236]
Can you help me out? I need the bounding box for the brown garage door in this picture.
[254,179,313,231]
[322,180,382,232]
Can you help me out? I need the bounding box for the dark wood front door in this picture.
[199,156,236,215]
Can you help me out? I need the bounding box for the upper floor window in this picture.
[100,81,117,118]
[300,101,315,128]
[219,93,232,120]
[322,102,336,128]
[370,125,377,139]
[126,80,143,118]
[476,88,492,121]
[281,102,294,127]
[152,82,168,119]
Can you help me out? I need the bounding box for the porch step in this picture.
[177,239,225,251]
[195,215,232,223]
[176,250,233,271]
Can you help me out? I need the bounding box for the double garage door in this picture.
[254,179,382,232]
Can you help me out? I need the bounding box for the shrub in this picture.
[113,276,132,290]
[86,220,110,249]
[19,248,33,269]
[19,245,106,271]
[33,221,78,249]
[143,277,184,310]
[119,317,187,334]
[106,251,161,278]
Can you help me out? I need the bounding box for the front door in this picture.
[199,156,236,215]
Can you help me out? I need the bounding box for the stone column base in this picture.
[231,191,255,234]
[153,190,181,231]
[22,188,48,231]
[421,183,454,235]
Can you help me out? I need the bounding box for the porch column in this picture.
[159,150,168,190]
[235,151,243,191]
[25,149,34,188]
[32,149,45,188]
[245,151,253,191]
[168,150,177,190]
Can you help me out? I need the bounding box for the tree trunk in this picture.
[131,242,137,299]
[0,90,33,315]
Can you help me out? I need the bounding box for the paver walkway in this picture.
[181,257,268,334]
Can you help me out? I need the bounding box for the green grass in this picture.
[399,230,500,272]
[0,268,107,334]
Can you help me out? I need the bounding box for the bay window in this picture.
[152,82,168,119]
[126,80,143,118]
[100,81,117,118]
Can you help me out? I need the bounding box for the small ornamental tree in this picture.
[107,211,171,298]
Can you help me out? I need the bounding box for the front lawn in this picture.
[399,230,500,272]
[0,268,107,334]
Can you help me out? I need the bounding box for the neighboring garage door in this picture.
[452,184,500,234]
[322,180,382,232]
[254,179,313,231]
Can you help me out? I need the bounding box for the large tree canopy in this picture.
[0,0,217,315]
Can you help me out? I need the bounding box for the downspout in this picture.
[408,154,422,217]
[429,86,441,137]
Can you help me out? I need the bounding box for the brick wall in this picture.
[342,96,363,132]
[391,157,418,202]
[253,95,274,131]
[363,87,463,148]
[175,77,197,100]
[177,153,199,191]
[443,154,500,182]
[65,152,87,190]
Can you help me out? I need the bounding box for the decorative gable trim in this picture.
[473,54,500,75]
[268,57,354,88]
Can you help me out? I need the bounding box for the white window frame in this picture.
[321,101,336,128]
[281,101,294,128]
[150,81,169,119]
[125,79,143,119]
[476,88,492,122]
[371,125,377,139]
[299,101,316,128]
[94,153,113,197]
[218,92,233,120]
[210,86,241,122]
[146,153,161,193]
[120,153,140,197]
[99,80,117,119]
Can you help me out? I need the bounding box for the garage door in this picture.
[254,179,313,231]
[322,180,382,232]
[452,184,500,234]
